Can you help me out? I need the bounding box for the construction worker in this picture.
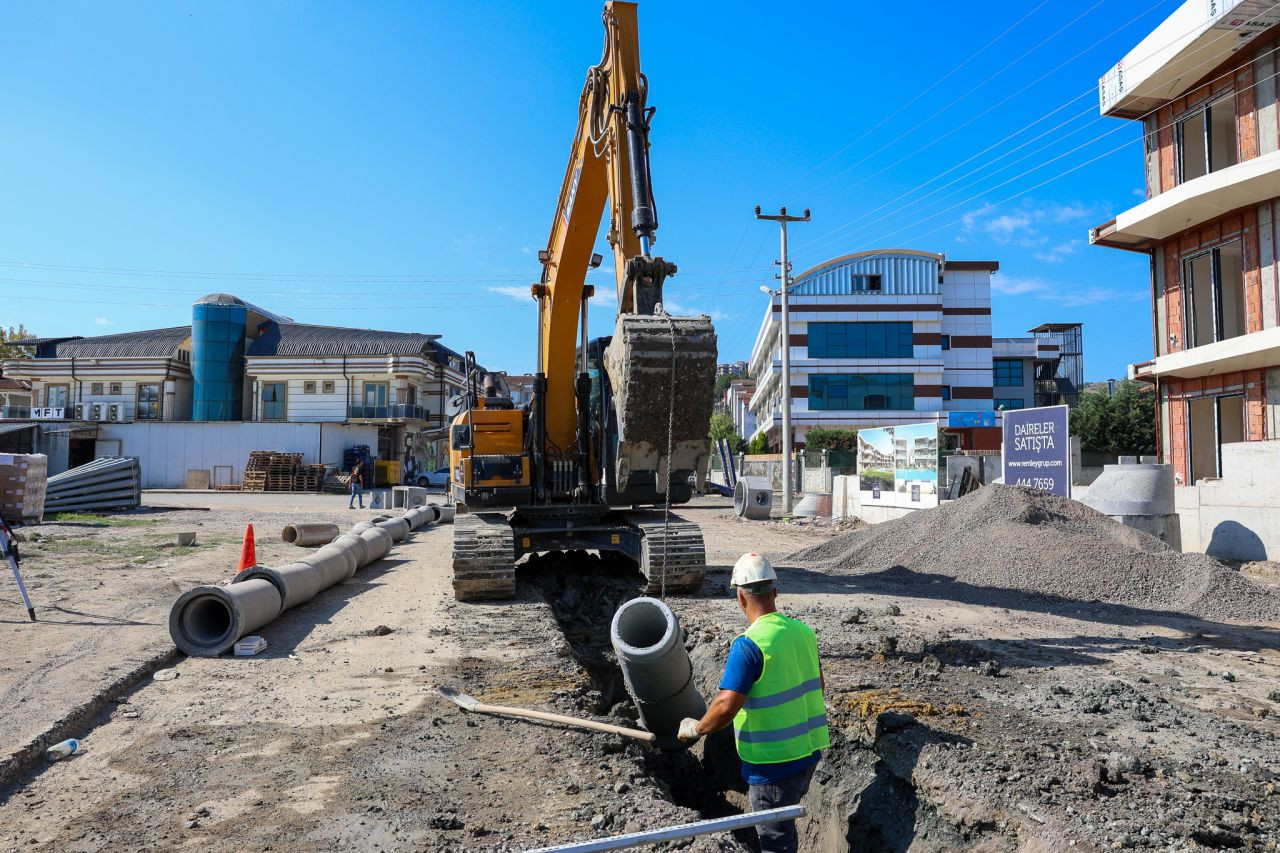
[677,553,827,853]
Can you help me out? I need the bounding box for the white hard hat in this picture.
[730,553,777,589]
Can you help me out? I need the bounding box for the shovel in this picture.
[438,685,656,743]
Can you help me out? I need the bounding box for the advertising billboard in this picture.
[857,421,939,510]
[1001,405,1070,497]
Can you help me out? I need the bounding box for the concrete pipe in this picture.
[305,539,360,584]
[332,532,370,575]
[404,506,434,530]
[433,504,456,524]
[610,597,706,744]
[350,521,376,534]
[169,579,282,657]
[375,516,411,543]
[236,561,323,611]
[356,526,393,567]
[281,522,339,547]
[734,477,773,520]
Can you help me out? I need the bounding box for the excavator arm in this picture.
[535,0,716,496]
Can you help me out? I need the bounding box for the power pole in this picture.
[755,205,809,516]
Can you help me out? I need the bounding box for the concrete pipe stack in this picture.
[168,502,457,657]
[610,596,706,746]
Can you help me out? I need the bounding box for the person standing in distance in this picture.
[348,458,365,509]
[677,553,827,853]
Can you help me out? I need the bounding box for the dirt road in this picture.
[0,494,1277,851]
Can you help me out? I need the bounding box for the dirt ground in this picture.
[0,493,1277,852]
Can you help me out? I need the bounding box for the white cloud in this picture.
[991,276,1048,296]
[991,275,1145,307]
[961,199,1097,246]
[1033,241,1080,264]
[94,317,114,326]
[486,286,532,302]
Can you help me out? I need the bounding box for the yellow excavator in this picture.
[448,1,718,601]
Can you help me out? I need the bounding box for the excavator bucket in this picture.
[603,311,718,494]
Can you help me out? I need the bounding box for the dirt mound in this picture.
[784,484,1280,624]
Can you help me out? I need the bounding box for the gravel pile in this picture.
[784,484,1280,624]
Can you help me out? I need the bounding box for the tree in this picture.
[747,433,769,455]
[0,325,35,361]
[1069,380,1156,455]
[708,411,744,453]
[803,427,859,452]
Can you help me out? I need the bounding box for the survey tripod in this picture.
[0,515,36,621]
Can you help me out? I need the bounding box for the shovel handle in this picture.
[467,701,657,742]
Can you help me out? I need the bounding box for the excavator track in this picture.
[451,512,517,601]
[620,511,706,595]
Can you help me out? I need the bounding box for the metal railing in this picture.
[347,404,429,421]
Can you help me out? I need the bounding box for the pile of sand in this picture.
[784,485,1280,624]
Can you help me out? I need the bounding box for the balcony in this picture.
[347,404,431,422]
[1091,150,1280,250]
[1131,325,1280,380]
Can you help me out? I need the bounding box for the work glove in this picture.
[677,717,702,744]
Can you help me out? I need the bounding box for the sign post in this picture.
[1001,405,1071,498]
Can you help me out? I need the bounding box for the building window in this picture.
[1184,241,1245,347]
[364,382,388,408]
[995,397,1025,411]
[91,382,104,395]
[807,322,913,358]
[137,383,161,420]
[1177,95,1237,184]
[322,380,335,394]
[46,384,69,409]
[941,385,952,401]
[262,382,287,421]
[993,359,1024,387]
[110,382,122,395]
[303,381,317,394]
[808,374,913,411]
[850,273,883,293]
[940,335,950,351]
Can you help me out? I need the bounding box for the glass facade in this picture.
[192,301,247,420]
[995,397,1025,410]
[808,374,914,411]
[137,383,161,420]
[807,322,913,359]
[993,358,1024,387]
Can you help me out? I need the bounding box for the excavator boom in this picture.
[449,1,717,601]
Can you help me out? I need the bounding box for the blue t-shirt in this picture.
[720,635,821,785]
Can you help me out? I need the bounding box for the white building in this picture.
[746,249,1002,451]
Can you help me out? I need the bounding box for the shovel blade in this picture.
[437,685,479,711]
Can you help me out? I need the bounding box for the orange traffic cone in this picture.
[237,524,256,573]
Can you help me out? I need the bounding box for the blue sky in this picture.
[1,0,1177,380]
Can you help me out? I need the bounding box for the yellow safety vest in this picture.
[732,611,829,764]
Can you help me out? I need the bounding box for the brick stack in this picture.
[0,453,48,523]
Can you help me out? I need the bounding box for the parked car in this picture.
[415,467,450,488]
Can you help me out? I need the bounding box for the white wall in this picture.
[97,421,379,488]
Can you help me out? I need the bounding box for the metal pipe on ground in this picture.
[525,806,806,853]
[169,579,282,656]
[281,522,339,547]
[610,597,706,743]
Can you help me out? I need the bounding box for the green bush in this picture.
[1069,380,1157,455]
[803,427,859,452]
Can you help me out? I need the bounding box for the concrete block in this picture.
[392,485,428,509]
[1118,455,1138,465]
[1220,439,1280,487]
[1079,464,1175,516]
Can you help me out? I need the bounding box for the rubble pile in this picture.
[785,485,1280,623]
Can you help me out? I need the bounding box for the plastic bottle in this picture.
[45,739,80,761]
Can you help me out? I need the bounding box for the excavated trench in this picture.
[523,552,992,852]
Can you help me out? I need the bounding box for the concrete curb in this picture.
[0,646,180,799]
